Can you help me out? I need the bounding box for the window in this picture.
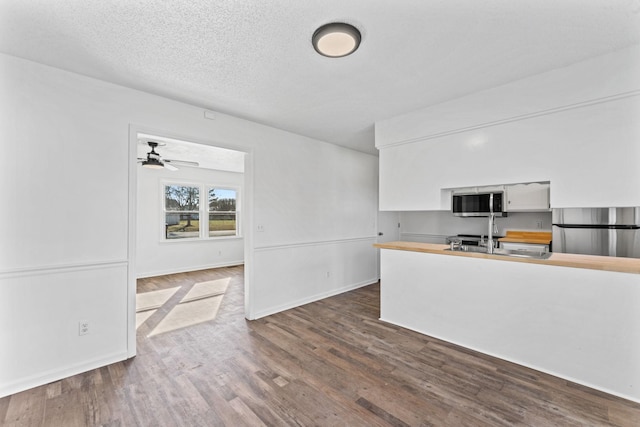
[208,188,237,237]
[163,183,239,240]
[164,185,200,240]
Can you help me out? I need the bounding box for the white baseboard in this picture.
[136,260,244,279]
[0,351,128,398]
[251,278,378,320]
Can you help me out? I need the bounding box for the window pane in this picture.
[208,188,237,237]
[165,185,199,211]
[209,212,236,237]
[166,213,200,239]
[208,188,236,212]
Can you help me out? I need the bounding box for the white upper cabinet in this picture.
[376,47,640,211]
[504,183,550,211]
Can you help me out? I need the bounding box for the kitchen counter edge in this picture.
[374,241,640,274]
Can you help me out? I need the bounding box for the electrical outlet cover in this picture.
[79,321,90,336]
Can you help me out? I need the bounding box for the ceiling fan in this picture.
[138,141,199,171]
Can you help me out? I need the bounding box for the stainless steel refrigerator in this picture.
[552,207,640,258]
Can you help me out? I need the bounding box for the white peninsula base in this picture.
[379,248,640,403]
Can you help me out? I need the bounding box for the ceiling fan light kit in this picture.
[141,158,164,169]
[312,22,361,58]
[141,141,165,169]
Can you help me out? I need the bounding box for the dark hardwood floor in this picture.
[2,265,639,426]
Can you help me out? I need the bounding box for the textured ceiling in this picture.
[1,0,640,155]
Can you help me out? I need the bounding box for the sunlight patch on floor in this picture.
[136,286,181,312]
[181,278,230,302]
[148,295,224,336]
[135,309,157,329]
[147,278,230,336]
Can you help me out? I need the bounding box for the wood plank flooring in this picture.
[2,265,639,426]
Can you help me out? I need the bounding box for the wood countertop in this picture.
[498,230,552,245]
[374,241,640,275]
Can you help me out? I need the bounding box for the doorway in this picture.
[128,128,252,357]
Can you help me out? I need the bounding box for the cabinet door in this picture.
[505,183,550,211]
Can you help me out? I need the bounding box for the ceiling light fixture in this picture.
[141,158,165,169]
[141,142,165,169]
[312,22,361,58]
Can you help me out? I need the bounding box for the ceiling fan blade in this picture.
[165,159,199,167]
[164,163,179,171]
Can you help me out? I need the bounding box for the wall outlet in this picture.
[535,220,544,229]
[257,224,265,232]
[79,320,90,336]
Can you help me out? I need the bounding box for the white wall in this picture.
[399,211,552,243]
[0,53,379,397]
[250,138,379,318]
[136,165,244,278]
[376,45,640,210]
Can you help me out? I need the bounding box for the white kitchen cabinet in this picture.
[504,182,550,211]
[376,48,640,211]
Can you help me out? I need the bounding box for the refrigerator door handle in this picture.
[552,224,640,230]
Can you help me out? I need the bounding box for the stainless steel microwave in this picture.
[452,192,506,217]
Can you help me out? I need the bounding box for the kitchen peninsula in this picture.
[374,241,640,403]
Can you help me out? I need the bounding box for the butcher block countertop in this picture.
[498,230,552,245]
[374,241,640,274]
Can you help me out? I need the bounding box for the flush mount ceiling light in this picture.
[312,22,361,58]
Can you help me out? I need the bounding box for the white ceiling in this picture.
[137,133,245,173]
[1,0,639,155]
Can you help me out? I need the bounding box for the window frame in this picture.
[161,180,241,242]
[207,186,240,239]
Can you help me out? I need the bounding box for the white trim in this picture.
[243,151,255,319]
[157,236,243,244]
[127,125,139,358]
[0,260,128,280]
[252,278,378,320]
[254,236,378,252]
[0,350,128,399]
[378,90,640,149]
[136,261,244,279]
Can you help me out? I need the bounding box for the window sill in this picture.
[161,236,243,244]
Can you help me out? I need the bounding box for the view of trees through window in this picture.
[208,188,237,238]
[164,184,237,240]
